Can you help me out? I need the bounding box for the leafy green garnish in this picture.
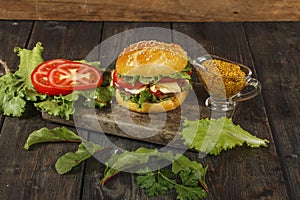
[172,154,207,176]
[14,43,44,90]
[75,60,102,71]
[0,43,46,117]
[138,89,157,107]
[136,154,207,200]
[120,63,192,86]
[34,93,78,120]
[84,86,114,108]
[120,88,160,108]
[182,117,269,155]
[0,43,113,119]
[24,126,81,150]
[136,169,175,197]
[24,126,104,174]
[101,148,167,185]
[34,86,114,120]
[55,141,103,174]
[100,147,208,199]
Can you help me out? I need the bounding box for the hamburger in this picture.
[113,40,192,113]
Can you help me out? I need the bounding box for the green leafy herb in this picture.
[24,126,104,174]
[24,125,208,199]
[101,147,208,199]
[24,126,81,150]
[101,147,164,185]
[136,169,175,197]
[182,117,269,155]
[55,141,103,174]
[136,155,207,200]
[172,155,207,177]
[84,86,114,108]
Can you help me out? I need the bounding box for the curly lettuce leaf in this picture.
[0,43,46,117]
[182,117,269,155]
[14,42,45,100]
[0,73,26,116]
[14,42,43,85]
[34,86,114,120]
[121,63,192,86]
[34,92,79,120]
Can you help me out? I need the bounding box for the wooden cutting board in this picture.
[42,83,219,148]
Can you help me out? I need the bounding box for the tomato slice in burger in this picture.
[48,62,103,91]
[31,59,73,95]
[112,70,145,89]
[149,88,163,96]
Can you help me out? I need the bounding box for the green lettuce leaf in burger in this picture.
[113,40,192,113]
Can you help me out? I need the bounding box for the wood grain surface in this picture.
[0,20,299,200]
[172,22,288,199]
[244,22,300,199]
[1,0,300,22]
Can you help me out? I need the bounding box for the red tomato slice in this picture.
[149,88,163,96]
[112,70,145,89]
[31,59,73,95]
[48,62,103,91]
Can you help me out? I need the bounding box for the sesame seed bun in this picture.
[116,40,188,77]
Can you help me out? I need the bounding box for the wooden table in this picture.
[0,20,299,200]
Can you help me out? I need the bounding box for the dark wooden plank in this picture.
[0,115,84,200]
[172,22,288,199]
[2,0,300,22]
[27,21,103,60]
[0,20,103,200]
[244,22,300,199]
[0,20,33,133]
[0,20,34,72]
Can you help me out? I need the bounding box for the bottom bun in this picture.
[115,89,189,113]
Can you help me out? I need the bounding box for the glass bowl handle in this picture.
[233,78,262,102]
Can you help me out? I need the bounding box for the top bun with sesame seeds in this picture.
[116,40,188,77]
[113,40,192,113]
